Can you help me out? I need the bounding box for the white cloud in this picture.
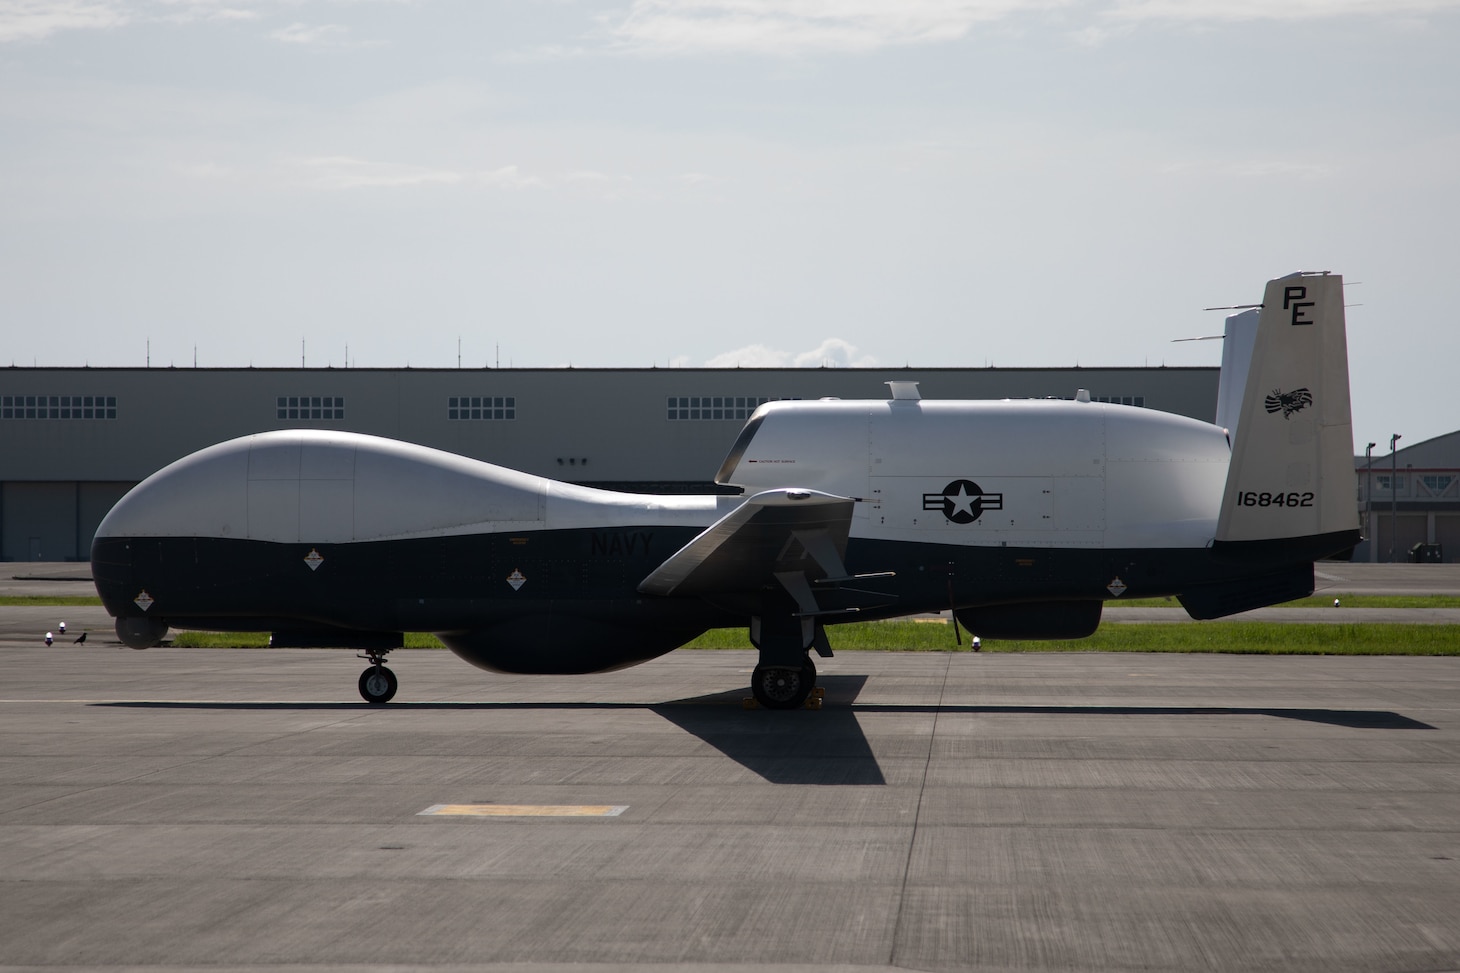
[1105,0,1460,21]
[605,0,1074,57]
[497,43,591,62]
[599,0,1460,57]
[792,338,879,368]
[1067,22,1132,46]
[0,0,128,42]
[270,21,350,46]
[0,1,376,44]
[563,169,640,199]
[702,343,791,367]
[478,165,543,190]
[703,338,877,368]
[154,1,260,25]
[295,156,464,189]
[292,156,543,191]
[14,0,1453,51]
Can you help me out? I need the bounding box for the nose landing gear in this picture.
[357,649,398,704]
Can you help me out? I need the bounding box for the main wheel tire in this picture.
[359,664,398,704]
[752,664,813,710]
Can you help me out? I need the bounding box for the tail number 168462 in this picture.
[1236,491,1314,508]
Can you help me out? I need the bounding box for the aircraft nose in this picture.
[90,534,149,616]
[90,530,172,649]
[90,435,254,608]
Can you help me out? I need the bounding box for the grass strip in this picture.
[167,622,1460,655]
[170,631,445,649]
[1116,594,1460,608]
[686,620,1460,655]
[0,595,104,606]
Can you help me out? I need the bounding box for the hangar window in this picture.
[1,395,117,420]
[1420,475,1455,496]
[448,396,515,420]
[277,396,345,421]
[667,396,796,421]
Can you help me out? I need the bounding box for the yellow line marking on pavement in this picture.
[418,803,628,818]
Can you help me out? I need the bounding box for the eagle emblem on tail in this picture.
[1264,387,1313,419]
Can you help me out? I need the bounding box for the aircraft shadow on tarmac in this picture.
[97,673,1434,786]
[651,676,887,785]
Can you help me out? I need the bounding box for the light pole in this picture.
[1389,433,1402,562]
[1365,442,1376,558]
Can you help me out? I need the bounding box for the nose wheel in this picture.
[751,657,817,710]
[358,663,398,704]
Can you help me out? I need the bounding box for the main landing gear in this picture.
[751,656,818,710]
[748,608,831,710]
[358,649,397,704]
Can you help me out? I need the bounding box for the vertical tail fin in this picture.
[1213,306,1260,442]
[1214,272,1359,557]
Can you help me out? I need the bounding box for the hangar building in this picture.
[2,365,1216,562]
[1354,432,1460,563]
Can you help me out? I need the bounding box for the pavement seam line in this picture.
[888,650,954,969]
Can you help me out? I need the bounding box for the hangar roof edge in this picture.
[3,365,1219,374]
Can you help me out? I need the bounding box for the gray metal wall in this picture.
[1,365,1219,560]
[0,482,132,562]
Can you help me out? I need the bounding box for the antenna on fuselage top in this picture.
[886,381,921,401]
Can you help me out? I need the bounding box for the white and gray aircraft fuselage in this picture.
[91,273,1360,708]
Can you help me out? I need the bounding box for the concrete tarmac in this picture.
[2,645,1458,972]
[1313,561,1460,596]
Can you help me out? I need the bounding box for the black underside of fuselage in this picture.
[93,527,727,673]
[91,526,1355,673]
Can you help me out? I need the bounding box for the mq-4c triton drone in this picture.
[92,273,1359,709]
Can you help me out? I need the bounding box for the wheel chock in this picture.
[804,696,823,710]
[810,686,825,699]
[742,697,759,709]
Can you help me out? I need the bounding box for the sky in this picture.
[2,0,1458,453]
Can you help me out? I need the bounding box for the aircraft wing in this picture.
[638,489,857,598]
